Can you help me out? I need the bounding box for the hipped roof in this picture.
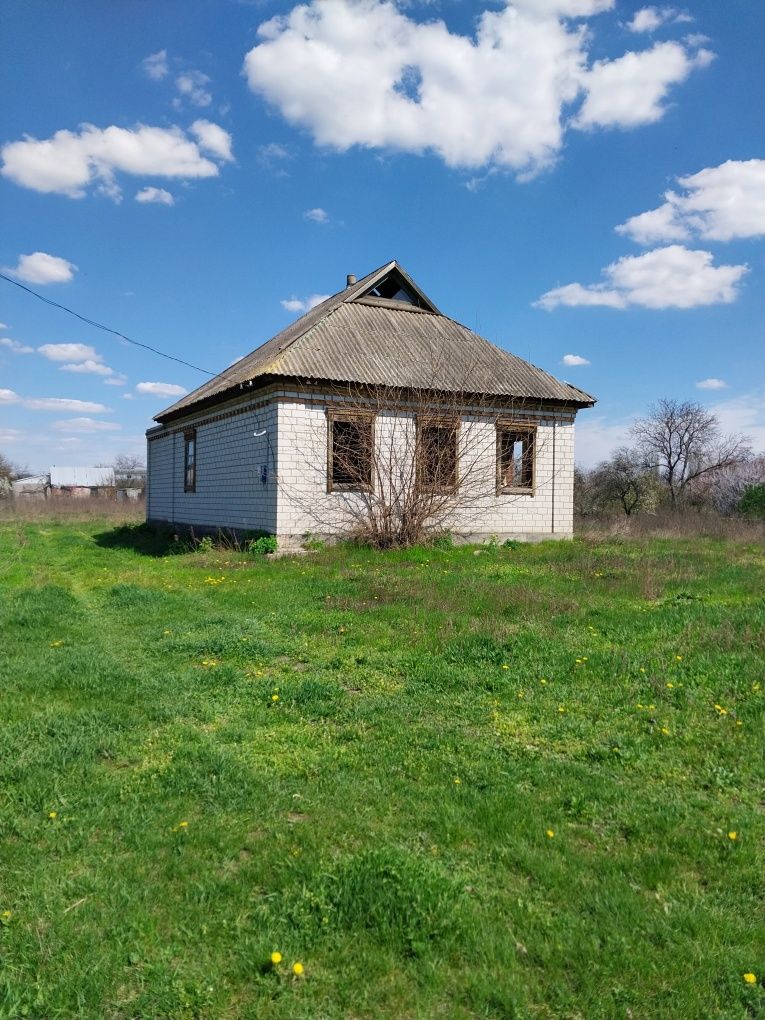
[155,261,595,423]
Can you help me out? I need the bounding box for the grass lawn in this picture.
[0,519,763,1019]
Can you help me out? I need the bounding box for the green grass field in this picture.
[0,519,763,1019]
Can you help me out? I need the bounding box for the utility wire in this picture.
[0,270,238,383]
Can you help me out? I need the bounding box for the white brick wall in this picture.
[146,399,278,532]
[146,388,579,541]
[276,395,577,541]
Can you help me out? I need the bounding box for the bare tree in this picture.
[589,447,658,516]
[630,398,750,507]
[113,454,146,472]
[0,452,28,482]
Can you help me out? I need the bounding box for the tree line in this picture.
[576,398,765,520]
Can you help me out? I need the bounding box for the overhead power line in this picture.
[0,271,235,382]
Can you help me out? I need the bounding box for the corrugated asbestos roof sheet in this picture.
[155,261,594,422]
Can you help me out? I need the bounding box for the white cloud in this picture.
[142,50,169,80]
[562,353,590,366]
[626,7,691,33]
[23,397,109,412]
[5,252,77,285]
[136,381,187,397]
[176,70,212,107]
[0,389,20,404]
[0,428,20,443]
[103,375,128,386]
[190,120,233,162]
[280,294,330,314]
[38,343,97,363]
[535,282,626,309]
[259,142,290,163]
[122,393,135,400]
[1,122,228,199]
[617,159,765,244]
[696,377,728,390]
[135,186,175,205]
[304,207,329,224]
[52,417,122,433]
[60,359,114,376]
[536,245,748,310]
[0,337,33,354]
[244,0,708,177]
[574,41,713,130]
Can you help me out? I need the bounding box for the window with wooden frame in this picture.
[327,411,374,491]
[183,430,197,492]
[417,417,459,493]
[497,423,535,494]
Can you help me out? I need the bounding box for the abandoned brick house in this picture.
[146,261,594,544]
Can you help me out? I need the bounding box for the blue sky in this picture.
[1,0,763,472]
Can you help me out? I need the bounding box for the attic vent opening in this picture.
[367,276,421,306]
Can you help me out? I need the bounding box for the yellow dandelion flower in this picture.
[271,694,279,702]
[501,664,509,670]
[270,951,282,964]
[50,640,63,648]
[546,829,555,838]
[48,811,57,819]
[728,831,737,841]
[661,727,670,735]
[453,777,461,785]
[639,667,646,673]
[540,678,547,685]
[675,655,682,661]
[666,682,674,689]
[1,910,12,920]
[292,962,304,975]
[743,973,756,984]
[558,706,566,714]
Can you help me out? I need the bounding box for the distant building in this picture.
[12,475,49,500]
[50,466,115,498]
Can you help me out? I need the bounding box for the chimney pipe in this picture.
[346,274,356,287]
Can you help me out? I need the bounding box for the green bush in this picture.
[248,534,278,555]
[739,483,765,519]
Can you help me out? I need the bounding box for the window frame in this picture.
[416,415,460,495]
[326,409,375,493]
[496,421,536,495]
[183,429,197,493]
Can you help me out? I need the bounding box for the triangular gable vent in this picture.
[352,265,439,313]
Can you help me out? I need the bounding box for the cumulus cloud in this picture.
[561,353,590,366]
[536,245,748,310]
[190,120,233,161]
[616,159,765,244]
[5,252,77,285]
[142,50,169,80]
[626,6,692,33]
[135,186,175,205]
[38,343,98,363]
[243,0,710,176]
[574,40,713,130]
[52,417,122,433]
[60,359,115,376]
[1,122,229,199]
[0,337,34,354]
[176,70,212,107]
[696,377,728,390]
[304,207,329,224]
[136,381,187,397]
[22,397,110,412]
[280,294,330,314]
